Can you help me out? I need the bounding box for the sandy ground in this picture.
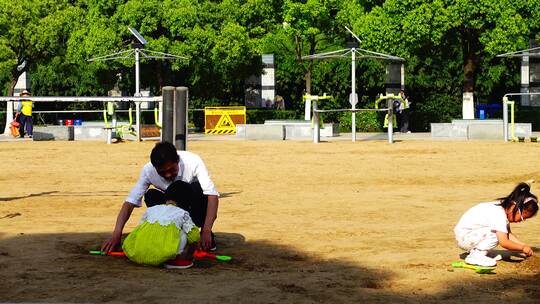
[1,139,540,303]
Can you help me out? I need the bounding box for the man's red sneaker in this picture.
[164,257,194,269]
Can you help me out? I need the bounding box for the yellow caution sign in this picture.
[205,106,246,135]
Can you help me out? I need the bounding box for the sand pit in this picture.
[505,254,540,273]
[1,140,540,303]
[515,255,540,273]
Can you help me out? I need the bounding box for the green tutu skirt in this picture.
[122,222,180,266]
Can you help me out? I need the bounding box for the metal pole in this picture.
[112,111,117,138]
[387,98,393,143]
[521,56,530,106]
[174,87,188,151]
[400,63,405,90]
[510,101,516,142]
[503,97,508,142]
[0,96,161,102]
[106,128,112,145]
[135,48,142,141]
[135,49,140,96]
[313,100,320,143]
[305,96,311,121]
[161,86,175,144]
[352,48,356,142]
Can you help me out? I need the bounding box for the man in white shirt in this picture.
[101,142,219,253]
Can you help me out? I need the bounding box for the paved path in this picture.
[3,131,540,142]
[189,132,434,142]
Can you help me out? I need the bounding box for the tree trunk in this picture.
[461,29,478,93]
[8,78,17,96]
[156,62,164,91]
[463,56,476,93]
[305,67,311,94]
[293,34,308,95]
[305,36,317,95]
[460,28,479,119]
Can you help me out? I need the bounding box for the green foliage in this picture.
[338,111,383,132]
[246,109,299,124]
[0,37,15,86]
[514,106,540,131]
[0,111,5,130]
[412,93,462,131]
[1,0,540,131]
[347,0,540,131]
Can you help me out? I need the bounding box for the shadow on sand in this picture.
[1,190,241,202]
[0,191,60,202]
[0,190,130,202]
[0,232,539,303]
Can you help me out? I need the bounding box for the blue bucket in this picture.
[74,119,83,126]
[479,110,485,120]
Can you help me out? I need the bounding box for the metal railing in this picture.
[502,92,540,142]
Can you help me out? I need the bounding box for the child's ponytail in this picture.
[498,182,539,218]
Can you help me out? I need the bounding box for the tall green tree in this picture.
[260,0,365,111]
[0,0,83,95]
[354,0,540,129]
[162,0,270,100]
[281,0,339,94]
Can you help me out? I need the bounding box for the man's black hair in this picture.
[150,142,179,167]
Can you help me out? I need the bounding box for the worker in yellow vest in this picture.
[17,90,33,138]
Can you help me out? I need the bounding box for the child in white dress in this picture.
[454,182,538,267]
[122,182,200,269]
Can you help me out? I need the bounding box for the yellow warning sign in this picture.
[204,106,246,135]
[215,113,235,129]
[206,129,236,135]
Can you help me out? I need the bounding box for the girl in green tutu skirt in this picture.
[122,181,200,269]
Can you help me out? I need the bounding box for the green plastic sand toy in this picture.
[451,261,495,274]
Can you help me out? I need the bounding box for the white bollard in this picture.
[313,101,320,143]
[503,97,508,142]
[387,99,393,143]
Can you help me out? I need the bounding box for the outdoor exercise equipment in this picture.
[312,93,395,144]
[374,93,404,128]
[303,93,333,121]
[154,102,162,129]
[502,96,518,142]
[103,101,136,144]
[501,93,540,142]
[302,26,404,142]
[88,27,186,141]
[0,89,187,149]
[451,261,495,274]
[497,49,540,142]
[497,47,540,107]
[303,93,333,130]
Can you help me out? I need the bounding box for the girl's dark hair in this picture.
[498,182,539,218]
[164,181,196,210]
[150,142,179,168]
